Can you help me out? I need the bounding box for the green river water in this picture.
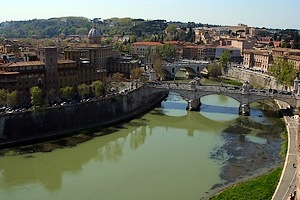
[0,92,284,200]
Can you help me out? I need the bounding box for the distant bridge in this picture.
[163,60,210,77]
[146,82,299,115]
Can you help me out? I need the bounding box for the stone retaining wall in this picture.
[226,67,286,90]
[0,87,168,148]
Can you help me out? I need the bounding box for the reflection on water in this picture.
[0,93,282,200]
[245,135,268,144]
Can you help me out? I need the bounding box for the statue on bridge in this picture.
[242,80,250,94]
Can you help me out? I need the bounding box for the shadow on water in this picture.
[201,103,239,115]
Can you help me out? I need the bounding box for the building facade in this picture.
[107,57,139,77]
[0,44,113,106]
[243,48,300,72]
[215,47,242,62]
[243,49,271,72]
[131,42,163,56]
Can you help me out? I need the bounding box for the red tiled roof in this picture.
[244,49,270,55]
[288,55,300,61]
[272,48,300,52]
[1,61,44,67]
[163,41,181,45]
[131,42,163,46]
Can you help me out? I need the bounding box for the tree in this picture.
[77,83,89,99]
[7,90,18,108]
[123,43,133,55]
[30,86,44,109]
[153,56,164,80]
[281,41,287,48]
[130,67,143,80]
[0,89,6,106]
[149,35,157,42]
[91,80,103,97]
[166,24,178,40]
[219,50,231,73]
[112,72,125,82]
[60,86,73,100]
[292,31,300,49]
[144,46,152,64]
[42,39,56,47]
[47,88,56,104]
[158,44,177,62]
[185,27,195,42]
[76,27,88,35]
[207,63,222,78]
[286,42,291,48]
[269,57,297,89]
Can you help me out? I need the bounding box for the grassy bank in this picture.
[280,131,288,158]
[200,77,243,86]
[209,167,282,200]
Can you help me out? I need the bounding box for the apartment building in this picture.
[243,49,271,72]
[198,46,216,60]
[107,56,139,77]
[64,44,113,84]
[182,45,216,60]
[131,42,163,56]
[220,38,255,53]
[0,43,113,106]
[272,48,300,57]
[287,55,300,71]
[0,61,45,106]
[243,48,300,72]
[182,45,198,59]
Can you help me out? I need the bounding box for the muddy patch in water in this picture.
[210,115,285,189]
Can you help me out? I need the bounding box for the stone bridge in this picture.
[146,81,300,116]
[163,60,210,77]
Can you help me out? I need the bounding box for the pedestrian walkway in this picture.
[272,102,297,200]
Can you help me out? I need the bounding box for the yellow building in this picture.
[243,49,271,72]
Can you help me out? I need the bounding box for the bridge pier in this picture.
[186,99,201,111]
[239,104,250,116]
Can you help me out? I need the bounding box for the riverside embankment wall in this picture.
[226,67,286,90]
[0,87,168,148]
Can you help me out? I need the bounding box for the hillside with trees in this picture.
[0,17,168,39]
[0,16,204,43]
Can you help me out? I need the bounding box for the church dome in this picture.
[88,27,101,38]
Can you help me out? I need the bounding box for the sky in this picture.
[1,0,299,30]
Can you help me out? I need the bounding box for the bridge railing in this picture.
[146,82,297,99]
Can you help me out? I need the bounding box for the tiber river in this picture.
[0,92,285,200]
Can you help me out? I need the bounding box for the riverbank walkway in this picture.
[272,102,297,200]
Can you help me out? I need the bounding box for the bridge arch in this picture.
[195,92,242,105]
[170,67,198,79]
[163,60,209,77]
[247,96,297,108]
